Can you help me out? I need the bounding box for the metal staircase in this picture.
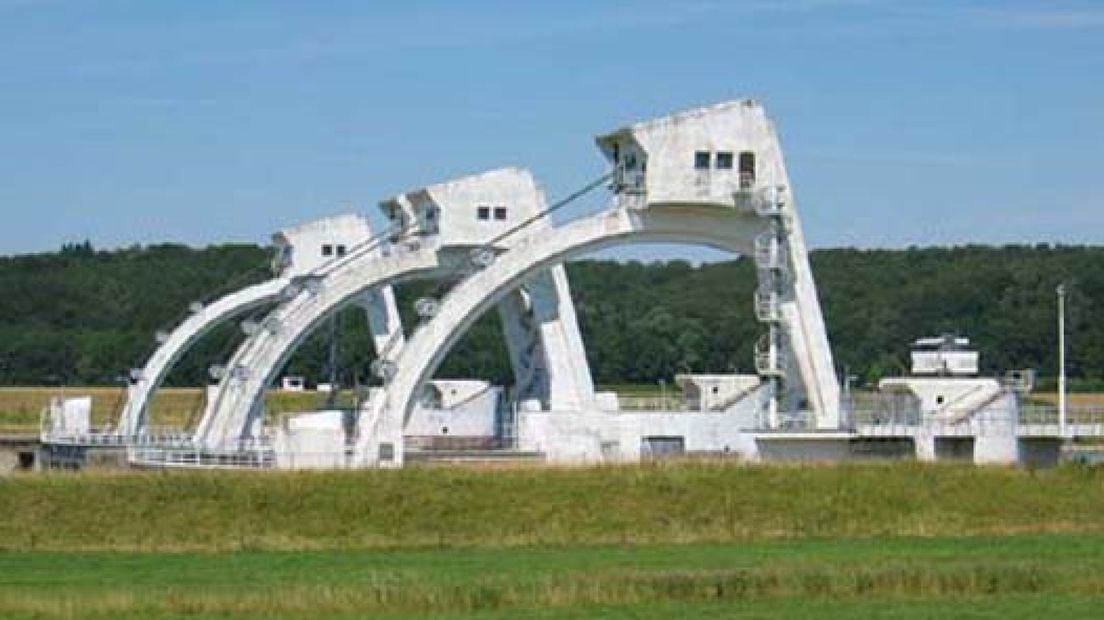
[750,185,789,428]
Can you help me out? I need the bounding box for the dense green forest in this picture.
[0,242,1100,390]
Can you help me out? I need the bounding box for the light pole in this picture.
[1057,284,1067,438]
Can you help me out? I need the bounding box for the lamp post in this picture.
[1057,284,1067,438]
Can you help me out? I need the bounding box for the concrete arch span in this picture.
[117,278,289,436]
[117,213,400,441]
[193,244,592,449]
[193,248,447,447]
[359,205,812,465]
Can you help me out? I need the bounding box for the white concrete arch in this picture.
[359,206,793,464]
[117,278,289,436]
[193,248,447,447]
[116,213,403,440]
[191,251,591,449]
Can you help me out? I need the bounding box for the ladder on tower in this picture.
[748,182,789,427]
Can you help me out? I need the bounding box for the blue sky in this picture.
[0,0,1102,256]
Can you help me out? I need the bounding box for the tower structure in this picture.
[595,100,840,428]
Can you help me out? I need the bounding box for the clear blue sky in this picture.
[1,0,1101,256]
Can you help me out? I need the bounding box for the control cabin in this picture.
[379,167,550,250]
[271,213,375,277]
[910,335,979,377]
[595,99,786,210]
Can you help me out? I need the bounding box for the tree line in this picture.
[0,242,1100,390]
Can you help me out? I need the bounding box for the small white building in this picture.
[274,410,347,469]
[42,396,93,439]
[676,374,762,411]
[870,336,1028,465]
[280,376,306,392]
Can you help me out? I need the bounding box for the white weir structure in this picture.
[41,99,1099,469]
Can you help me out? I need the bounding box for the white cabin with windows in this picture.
[595,99,787,210]
[909,335,980,377]
[271,213,375,277]
[378,167,550,250]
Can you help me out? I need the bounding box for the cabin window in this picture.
[477,206,490,221]
[321,244,333,257]
[716,151,734,169]
[694,151,711,170]
[336,245,347,257]
[494,206,507,220]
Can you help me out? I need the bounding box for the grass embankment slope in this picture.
[4,463,1104,552]
[4,463,1104,618]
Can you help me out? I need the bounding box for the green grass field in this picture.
[3,463,1104,618]
[3,535,1104,619]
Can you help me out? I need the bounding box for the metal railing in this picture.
[128,445,276,469]
[754,289,782,322]
[615,396,698,412]
[846,403,1104,438]
[753,232,785,272]
[611,394,761,414]
[42,426,191,447]
[612,165,646,195]
[754,339,786,376]
[733,183,787,217]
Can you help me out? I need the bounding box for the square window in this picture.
[336,245,347,257]
[716,152,734,169]
[321,244,333,257]
[694,151,711,170]
[477,206,490,220]
[493,206,507,220]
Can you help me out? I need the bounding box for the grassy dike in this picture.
[4,462,1104,618]
[3,462,1104,552]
